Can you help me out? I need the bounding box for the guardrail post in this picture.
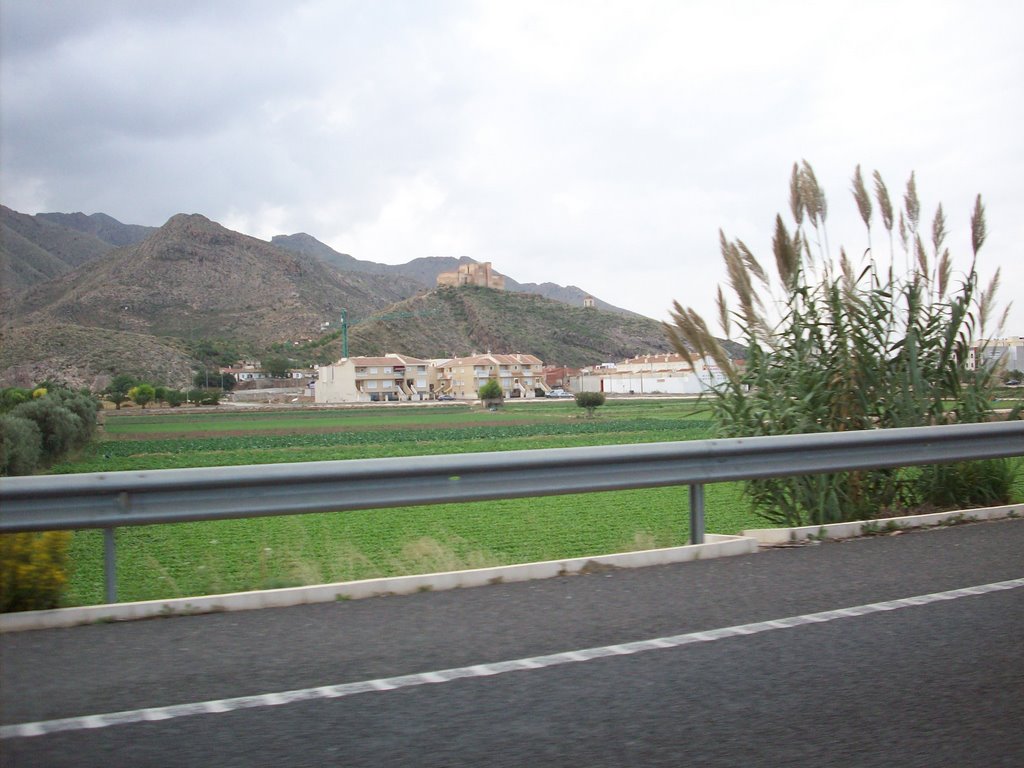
[104,527,117,603]
[689,483,705,545]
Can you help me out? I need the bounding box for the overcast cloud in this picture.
[2,0,1022,333]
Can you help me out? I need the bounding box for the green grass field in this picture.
[45,399,1024,606]
[51,400,772,605]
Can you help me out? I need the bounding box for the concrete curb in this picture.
[742,503,1022,545]
[0,534,757,633]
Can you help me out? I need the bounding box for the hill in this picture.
[5,213,424,343]
[346,285,678,368]
[271,233,636,315]
[1,206,115,301]
[0,323,194,391]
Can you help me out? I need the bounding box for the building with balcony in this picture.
[434,353,546,399]
[315,353,438,403]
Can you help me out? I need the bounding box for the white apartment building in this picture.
[967,337,1024,372]
[573,353,732,394]
[315,353,437,403]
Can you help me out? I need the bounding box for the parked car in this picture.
[546,389,573,398]
[1007,379,1021,386]
[436,394,455,401]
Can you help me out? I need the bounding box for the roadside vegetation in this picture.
[668,163,1021,527]
[1,384,100,610]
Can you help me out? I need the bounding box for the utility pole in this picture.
[340,309,349,358]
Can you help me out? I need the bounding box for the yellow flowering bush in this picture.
[0,531,71,612]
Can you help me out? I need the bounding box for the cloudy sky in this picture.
[2,0,1022,333]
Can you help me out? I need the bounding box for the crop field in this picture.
[46,399,1023,607]
[46,399,772,606]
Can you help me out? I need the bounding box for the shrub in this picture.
[0,387,30,414]
[188,388,221,406]
[49,390,100,446]
[667,163,1013,525]
[0,531,72,612]
[0,415,43,476]
[129,383,156,409]
[165,389,187,407]
[478,378,503,403]
[917,459,1015,509]
[575,391,606,417]
[10,397,82,462]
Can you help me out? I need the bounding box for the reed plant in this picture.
[667,162,1018,526]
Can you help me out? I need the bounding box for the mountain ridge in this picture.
[0,206,740,387]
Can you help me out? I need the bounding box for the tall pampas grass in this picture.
[665,164,1017,526]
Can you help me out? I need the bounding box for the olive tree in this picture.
[574,391,606,417]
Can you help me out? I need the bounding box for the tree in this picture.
[0,388,30,414]
[478,378,503,406]
[0,414,43,475]
[164,390,187,407]
[9,398,82,462]
[192,371,236,391]
[128,384,156,409]
[574,391,606,417]
[262,356,292,379]
[667,162,1015,526]
[105,374,138,410]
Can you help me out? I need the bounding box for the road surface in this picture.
[2,519,1022,767]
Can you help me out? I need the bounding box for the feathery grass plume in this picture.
[789,163,804,226]
[872,170,895,260]
[931,204,947,255]
[904,171,920,231]
[872,171,894,231]
[852,165,873,231]
[722,234,758,330]
[772,214,799,288]
[915,236,929,277]
[716,285,731,339]
[798,160,824,228]
[839,247,855,292]
[978,267,1001,334]
[937,248,952,298]
[664,304,736,380]
[736,239,768,288]
[898,211,909,252]
[971,194,987,255]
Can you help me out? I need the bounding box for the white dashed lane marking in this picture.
[3,577,1022,739]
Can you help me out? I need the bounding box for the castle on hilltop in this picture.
[436,261,505,290]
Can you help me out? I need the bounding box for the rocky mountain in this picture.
[1,207,743,387]
[4,213,425,345]
[36,211,156,247]
[271,233,636,315]
[1,206,116,300]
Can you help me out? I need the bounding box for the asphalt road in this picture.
[2,519,1022,767]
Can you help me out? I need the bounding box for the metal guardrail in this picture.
[2,421,1023,603]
